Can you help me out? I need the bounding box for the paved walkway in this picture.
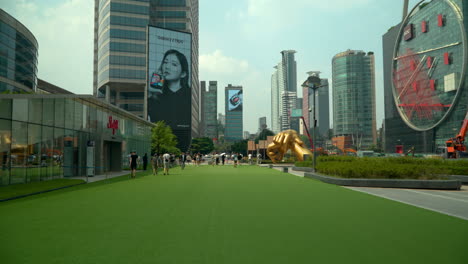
[346,185,468,220]
[70,170,131,183]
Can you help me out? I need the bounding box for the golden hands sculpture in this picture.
[267,129,312,163]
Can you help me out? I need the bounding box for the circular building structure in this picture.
[0,9,38,93]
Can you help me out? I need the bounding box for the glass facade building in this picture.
[0,9,38,93]
[93,0,200,138]
[332,50,377,149]
[202,81,218,139]
[271,50,297,133]
[383,0,468,153]
[382,23,431,153]
[0,95,152,186]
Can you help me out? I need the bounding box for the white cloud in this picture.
[200,50,250,75]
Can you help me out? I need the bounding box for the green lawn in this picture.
[0,166,467,264]
[0,178,85,200]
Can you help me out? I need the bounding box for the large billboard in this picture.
[227,89,243,112]
[147,26,192,131]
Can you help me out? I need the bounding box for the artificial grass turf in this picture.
[0,166,467,264]
[0,178,86,201]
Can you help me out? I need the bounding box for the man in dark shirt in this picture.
[142,153,148,171]
[129,151,139,179]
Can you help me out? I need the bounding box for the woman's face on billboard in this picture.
[162,53,186,81]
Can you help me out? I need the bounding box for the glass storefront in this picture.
[0,95,153,186]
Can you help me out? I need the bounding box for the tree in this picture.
[213,137,232,153]
[231,139,248,155]
[299,135,312,149]
[255,128,275,143]
[151,121,180,155]
[190,137,214,154]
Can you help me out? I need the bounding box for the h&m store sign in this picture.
[107,116,119,135]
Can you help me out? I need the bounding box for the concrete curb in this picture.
[0,182,87,202]
[292,167,462,190]
[446,175,468,184]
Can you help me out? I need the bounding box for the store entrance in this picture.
[103,141,122,172]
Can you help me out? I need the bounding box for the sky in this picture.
[1,0,422,133]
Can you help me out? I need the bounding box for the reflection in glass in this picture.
[27,124,41,182]
[53,128,64,178]
[41,126,54,180]
[11,121,27,184]
[0,119,11,185]
[12,99,28,122]
[0,99,12,119]
[54,98,65,128]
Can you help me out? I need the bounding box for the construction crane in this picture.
[446,111,468,158]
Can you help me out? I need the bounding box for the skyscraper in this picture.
[258,116,267,132]
[280,91,297,131]
[93,0,199,136]
[203,81,217,139]
[302,71,329,138]
[382,23,428,153]
[271,65,281,133]
[271,50,297,133]
[332,50,376,149]
[225,84,243,141]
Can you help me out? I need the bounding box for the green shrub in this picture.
[297,156,456,179]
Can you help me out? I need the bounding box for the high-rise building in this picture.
[218,113,225,126]
[382,23,428,153]
[243,131,250,140]
[383,0,468,154]
[303,71,330,138]
[271,65,281,133]
[93,0,199,136]
[281,50,297,93]
[258,116,267,132]
[199,80,206,136]
[271,50,297,132]
[0,9,38,93]
[332,50,376,149]
[280,91,297,131]
[225,84,243,141]
[203,81,217,139]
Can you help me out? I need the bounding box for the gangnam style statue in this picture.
[266,130,312,163]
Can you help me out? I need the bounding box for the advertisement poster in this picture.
[227,89,243,112]
[147,26,192,131]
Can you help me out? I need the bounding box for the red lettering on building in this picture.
[107,116,119,135]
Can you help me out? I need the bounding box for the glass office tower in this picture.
[93,0,199,136]
[332,50,377,149]
[0,9,38,93]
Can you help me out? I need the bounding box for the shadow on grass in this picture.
[0,170,154,204]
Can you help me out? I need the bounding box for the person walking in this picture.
[129,151,139,179]
[233,153,238,168]
[151,153,159,175]
[238,153,243,166]
[163,153,171,175]
[142,153,148,171]
[248,153,252,165]
[221,154,225,165]
[257,153,262,165]
[180,152,187,170]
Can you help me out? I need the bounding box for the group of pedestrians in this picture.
[129,152,185,178]
[128,150,264,178]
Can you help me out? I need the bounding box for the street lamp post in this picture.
[302,75,322,173]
